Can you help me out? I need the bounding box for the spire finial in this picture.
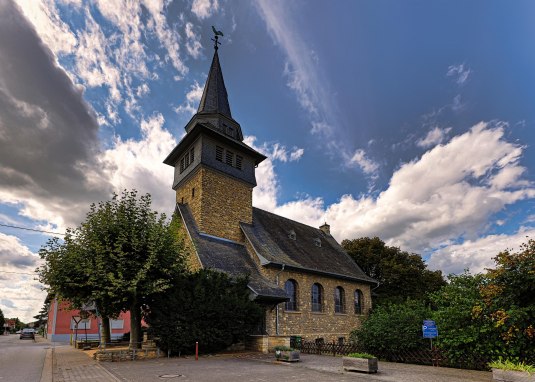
[211,26,224,50]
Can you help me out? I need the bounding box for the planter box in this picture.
[493,369,535,382]
[275,350,300,362]
[343,356,378,373]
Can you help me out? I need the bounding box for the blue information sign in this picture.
[422,319,438,338]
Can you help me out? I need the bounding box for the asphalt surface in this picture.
[102,353,493,382]
[0,334,493,382]
[0,333,49,382]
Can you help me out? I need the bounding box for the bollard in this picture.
[195,342,198,361]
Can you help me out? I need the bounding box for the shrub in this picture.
[347,352,375,359]
[350,299,431,353]
[144,270,263,355]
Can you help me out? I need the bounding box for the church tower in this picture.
[164,35,265,242]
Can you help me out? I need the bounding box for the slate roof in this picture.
[176,203,288,302]
[197,51,232,119]
[241,208,377,285]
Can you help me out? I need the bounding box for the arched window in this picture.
[354,289,363,314]
[284,279,298,311]
[311,283,323,312]
[335,286,345,313]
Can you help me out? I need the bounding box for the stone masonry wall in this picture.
[262,268,372,343]
[175,166,252,242]
[176,167,203,228]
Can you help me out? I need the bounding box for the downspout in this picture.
[274,264,285,336]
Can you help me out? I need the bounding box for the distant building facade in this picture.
[46,299,131,343]
[164,41,377,352]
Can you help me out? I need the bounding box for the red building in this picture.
[46,299,131,343]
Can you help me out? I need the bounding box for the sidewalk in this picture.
[36,335,492,382]
[36,336,118,382]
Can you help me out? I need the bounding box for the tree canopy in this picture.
[38,190,187,346]
[342,237,446,305]
[0,307,4,329]
[144,269,263,355]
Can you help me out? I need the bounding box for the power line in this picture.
[0,223,64,236]
[0,270,37,276]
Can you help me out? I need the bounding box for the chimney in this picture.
[319,222,330,236]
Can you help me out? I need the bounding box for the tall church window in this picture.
[334,286,345,313]
[311,283,323,312]
[354,289,363,314]
[284,279,298,311]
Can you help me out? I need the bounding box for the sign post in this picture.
[422,319,438,350]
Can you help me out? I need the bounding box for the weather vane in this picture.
[211,25,224,50]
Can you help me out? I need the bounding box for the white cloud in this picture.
[256,1,338,140]
[349,149,379,175]
[427,227,535,275]
[417,126,452,148]
[191,0,219,20]
[447,63,472,85]
[250,122,535,276]
[175,81,204,116]
[100,114,178,215]
[14,0,77,55]
[0,233,46,322]
[185,22,202,59]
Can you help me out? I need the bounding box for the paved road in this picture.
[0,333,49,382]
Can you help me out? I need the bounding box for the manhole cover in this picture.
[159,375,184,379]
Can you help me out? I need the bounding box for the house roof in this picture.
[176,203,288,302]
[197,50,232,119]
[241,208,377,285]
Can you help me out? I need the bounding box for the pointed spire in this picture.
[197,49,232,119]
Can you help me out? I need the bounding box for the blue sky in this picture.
[1,0,534,322]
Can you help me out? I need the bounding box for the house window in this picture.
[314,238,321,247]
[236,155,243,170]
[284,279,298,311]
[226,150,234,166]
[216,146,224,162]
[70,317,91,330]
[311,283,323,312]
[110,319,124,329]
[288,230,296,240]
[338,337,345,345]
[354,289,363,314]
[192,188,195,198]
[335,286,345,313]
[190,148,194,163]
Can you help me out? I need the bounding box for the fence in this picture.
[292,339,493,371]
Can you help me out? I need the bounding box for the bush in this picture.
[347,352,375,359]
[144,270,263,355]
[350,299,431,353]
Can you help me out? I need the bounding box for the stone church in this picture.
[164,39,377,352]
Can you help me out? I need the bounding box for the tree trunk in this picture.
[130,299,142,349]
[100,316,111,348]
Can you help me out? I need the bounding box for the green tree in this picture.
[479,240,535,360]
[38,190,187,347]
[350,299,431,354]
[342,237,446,305]
[0,307,4,330]
[145,270,263,355]
[429,272,494,366]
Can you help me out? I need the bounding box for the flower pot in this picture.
[492,368,535,382]
[275,350,300,362]
[343,356,378,373]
